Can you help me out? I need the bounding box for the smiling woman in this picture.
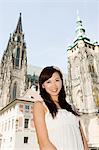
[27,66,89,150]
[42,72,62,103]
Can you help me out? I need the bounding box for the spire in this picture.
[74,10,90,43]
[2,33,12,61]
[76,10,85,37]
[9,33,12,42]
[6,33,12,49]
[15,13,23,33]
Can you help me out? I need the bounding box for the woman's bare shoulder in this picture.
[33,101,47,114]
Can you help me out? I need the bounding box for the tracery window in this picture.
[15,48,20,67]
[88,64,95,73]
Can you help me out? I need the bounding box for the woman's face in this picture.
[42,72,62,101]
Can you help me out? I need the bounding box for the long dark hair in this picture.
[39,66,78,118]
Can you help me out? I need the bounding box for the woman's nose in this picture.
[51,82,57,88]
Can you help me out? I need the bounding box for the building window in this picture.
[24,119,29,128]
[21,50,24,67]
[88,65,95,73]
[12,119,14,129]
[89,45,91,49]
[10,137,12,142]
[85,44,87,47]
[5,122,7,131]
[92,47,95,50]
[15,47,20,67]
[25,105,29,112]
[93,88,99,106]
[12,82,17,100]
[91,65,95,73]
[24,137,28,143]
[17,36,20,42]
[8,120,10,130]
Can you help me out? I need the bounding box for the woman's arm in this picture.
[79,121,89,150]
[33,101,57,150]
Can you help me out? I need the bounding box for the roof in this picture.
[19,87,43,102]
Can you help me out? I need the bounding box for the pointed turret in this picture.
[6,33,11,48]
[1,33,12,61]
[9,33,12,42]
[74,11,90,43]
[15,13,23,33]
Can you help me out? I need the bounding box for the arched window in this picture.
[21,50,24,67]
[91,65,95,73]
[88,65,92,72]
[15,48,20,67]
[17,36,20,42]
[93,87,99,106]
[88,64,95,73]
[12,82,17,100]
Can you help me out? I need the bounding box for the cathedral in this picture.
[66,15,99,113]
[0,13,38,110]
[0,13,99,150]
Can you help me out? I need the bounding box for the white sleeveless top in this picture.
[34,102,84,150]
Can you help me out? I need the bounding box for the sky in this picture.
[0,0,99,73]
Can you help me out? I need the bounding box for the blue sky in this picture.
[0,0,99,73]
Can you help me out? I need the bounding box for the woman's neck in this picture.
[54,101,61,109]
[51,96,58,102]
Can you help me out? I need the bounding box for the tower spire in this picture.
[76,10,85,37]
[15,13,23,33]
[6,33,11,49]
[74,10,90,43]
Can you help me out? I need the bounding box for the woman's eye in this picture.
[56,79,60,81]
[46,81,51,83]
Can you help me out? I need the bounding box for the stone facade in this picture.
[66,15,99,149]
[67,41,99,113]
[0,98,39,150]
[0,13,27,109]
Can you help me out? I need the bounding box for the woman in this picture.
[31,66,88,150]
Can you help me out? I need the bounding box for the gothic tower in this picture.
[66,14,99,148]
[67,15,99,113]
[0,13,27,109]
